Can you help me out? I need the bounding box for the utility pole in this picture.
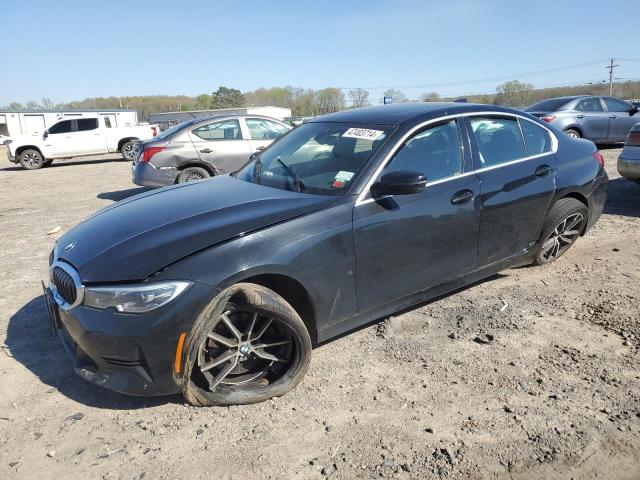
[606,58,619,96]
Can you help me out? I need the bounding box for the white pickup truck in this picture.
[7,116,158,169]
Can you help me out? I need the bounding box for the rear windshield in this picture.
[525,98,571,112]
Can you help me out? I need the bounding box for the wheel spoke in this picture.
[207,331,237,348]
[564,215,583,232]
[207,356,238,390]
[220,312,243,341]
[252,339,291,350]
[253,348,285,362]
[541,237,556,255]
[252,318,273,342]
[201,350,237,372]
[246,312,258,341]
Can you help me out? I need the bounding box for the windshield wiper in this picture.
[276,157,305,192]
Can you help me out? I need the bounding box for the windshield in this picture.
[525,98,571,112]
[235,122,392,195]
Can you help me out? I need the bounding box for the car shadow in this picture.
[98,187,152,202]
[0,157,125,172]
[604,177,640,218]
[5,296,182,409]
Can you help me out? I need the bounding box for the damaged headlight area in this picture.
[83,281,192,313]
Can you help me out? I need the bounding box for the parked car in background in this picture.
[7,116,158,169]
[0,135,11,145]
[618,122,640,183]
[132,114,291,186]
[525,95,640,144]
[45,103,607,405]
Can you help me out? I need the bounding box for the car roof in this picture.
[307,102,528,127]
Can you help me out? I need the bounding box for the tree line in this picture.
[3,80,640,120]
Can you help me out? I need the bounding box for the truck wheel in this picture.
[177,166,210,183]
[120,141,138,161]
[19,149,45,170]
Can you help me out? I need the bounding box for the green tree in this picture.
[6,102,24,110]
[494,80,534,107]
[315,88,345,114]
[193,94,212,110]
[348,88,370,108]
[210,86,245,109]
[292,89,316,117]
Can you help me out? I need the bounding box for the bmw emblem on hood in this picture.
[63,242,77,252]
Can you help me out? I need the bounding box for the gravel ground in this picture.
[0,147,639,480]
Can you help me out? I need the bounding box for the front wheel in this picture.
[183,283,312,406]
[533,198,588,265]
[19,149,45,170]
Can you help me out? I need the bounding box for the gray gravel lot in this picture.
[0,147,639,479]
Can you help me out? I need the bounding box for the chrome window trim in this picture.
[49,260,85,311]
[355,111,558,206]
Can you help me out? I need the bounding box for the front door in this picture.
[45,119,75,156]
[603,97,640,142]
[244,117,290,153]
[466,115,556,266]
[188,118,252,174]
[353,118,480,312]
[574,97,609,142]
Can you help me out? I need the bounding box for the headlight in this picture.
[83,281,192,313]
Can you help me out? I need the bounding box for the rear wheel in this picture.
[177,166,210,183]
[533,198,588,265]
[120,141,138,161]
[183,283,312,406]
[19,149,45,170]
[564,128,581,139]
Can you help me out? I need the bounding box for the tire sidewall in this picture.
[120,141,137,161]
[177,167,211,183]
[19,149,44,170]
[183,283,312,406]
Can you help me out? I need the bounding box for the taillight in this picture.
[142,146,165,163]
[541,115,556,123]
[626,130,640,147]
[593,151,605,168]
[151,126,158,136]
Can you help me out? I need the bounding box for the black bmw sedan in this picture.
[44,103,608,406]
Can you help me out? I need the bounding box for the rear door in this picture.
[244,117,291,153]
[574,97,609,141]
[71,118,107,154]
[466,114,556,266]
[188,118,252,173]
[603,97,639,142]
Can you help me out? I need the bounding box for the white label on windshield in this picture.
[334,171,354,182]
[343,128,385,141]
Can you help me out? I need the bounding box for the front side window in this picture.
[519,119,552,156]
[235,122,392,195]
[384,120,463,182]
[603,97,632,113]
[576,97,604,112]
[48,120,72,134]
[192,119,242,141]
[77,118,99,131]
[246,118,289,140]
[470,117,526,167]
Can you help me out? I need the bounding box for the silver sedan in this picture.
[618,122,640,182]
[133,115,291,187]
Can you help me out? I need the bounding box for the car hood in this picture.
[56,176,338,283]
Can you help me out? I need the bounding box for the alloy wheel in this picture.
[539,212,584,262]
[122,143,137,160]
[196,307,294,391]
[183,171,205,182]
[22,152,40,168]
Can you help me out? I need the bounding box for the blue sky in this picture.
[1,0,639,105]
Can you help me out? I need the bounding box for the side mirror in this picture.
[370,170,427,197]
[630,106,639,116]
[43,130,49,139]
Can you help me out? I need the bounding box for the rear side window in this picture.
[384,120,463,182]
[519,119,552,156]
[470,117,526,167]
[576,98,604,112]
[603,97,632,112]
[49,120,72,134]
[77,118,99,131]
[192,119,242,141]
[525,98,570,112]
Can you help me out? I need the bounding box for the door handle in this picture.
[535,164,553,177]
[450,189,474,205]
[609,115,617,119]
[576,114,585,119]
[200,148,213,154]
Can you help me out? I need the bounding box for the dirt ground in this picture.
[0,147,638,480]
